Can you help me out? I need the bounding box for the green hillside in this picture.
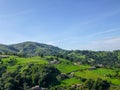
[0,42,120,90]
[0,55,120,90]
[0,41,63,56]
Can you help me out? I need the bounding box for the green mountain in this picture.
[0,41,63,56]
[0,41,120,68]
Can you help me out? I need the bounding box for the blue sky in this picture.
[0,0,120,51]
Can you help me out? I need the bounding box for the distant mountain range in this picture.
[0,41,64,56]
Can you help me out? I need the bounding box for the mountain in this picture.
[0,41,120,68]
[0,41,64,56]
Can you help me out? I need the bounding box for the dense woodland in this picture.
[0,42,120,90]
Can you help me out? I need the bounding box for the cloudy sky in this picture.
[0,0,120,51]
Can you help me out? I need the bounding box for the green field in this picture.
[54,58,90,73]
[53,58,120,86]
[2,56,48,71]
[61,77,81,86]
[1,55,120,87]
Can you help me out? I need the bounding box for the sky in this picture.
[0,0,120,51]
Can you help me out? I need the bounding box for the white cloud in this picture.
[86,28,120,38]
[82,37,120,51]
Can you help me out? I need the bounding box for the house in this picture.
[30,85,42,90]
[76,84,82,87]
[50,59,59,64]
[88,66,96,70]
[59,73,69,79]
[70,72,75,75]
[71,84,82,88]
[97,64,103,68]
[73,62,82,65]
[71,85,75,88]
[0,55,9,58]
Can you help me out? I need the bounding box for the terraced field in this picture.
[1,55,120,87]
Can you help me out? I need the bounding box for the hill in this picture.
[0,42,120,89]
[0,41,120,68]
[0,41,63,56]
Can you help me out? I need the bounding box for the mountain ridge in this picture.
[0,41,63,56]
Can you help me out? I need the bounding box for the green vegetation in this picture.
[0,42,120,90]
[61,77,81,86]
[0,41,63,56]
[54,58,89,73]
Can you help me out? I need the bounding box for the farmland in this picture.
[0,55,120,90]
